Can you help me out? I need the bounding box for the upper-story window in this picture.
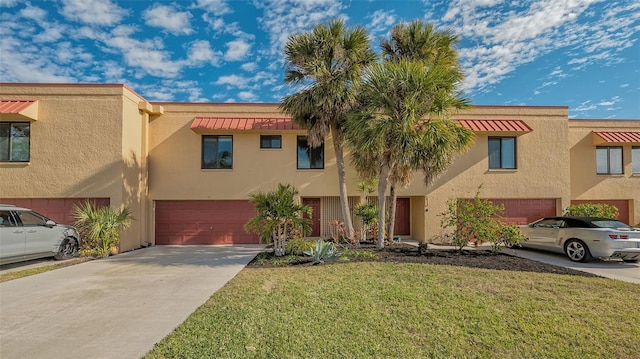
[260,135,281,149]
[596,146,622,175]
[0,122,30,162]
[632,147,640,174]
[202,135,232,169]
[297,136,323,169]
[488,137,516,169]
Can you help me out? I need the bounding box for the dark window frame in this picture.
[260,135,282,149]
[201,135,233,169]
[488,136,517,169]
[596,146,623,175]
[297,136,324,170]
[0,121,31,162]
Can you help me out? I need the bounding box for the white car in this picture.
[0,204,81,265]
[519,216,640,263]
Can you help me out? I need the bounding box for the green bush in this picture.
[440,185,527,252]
[72,201,132,258]
[285,238,317,255]
[564,203,619,219]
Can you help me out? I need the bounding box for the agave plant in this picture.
[72,201,133,257]
[304,239,341,264]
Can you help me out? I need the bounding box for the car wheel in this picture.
[564,239,591,263]
[54,237,78,260]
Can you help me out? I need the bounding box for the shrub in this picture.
[440,185,527,252]
[354,202,379,240]
[564,203,619,219]
[72,201,133,258]
[304,239,341,264]
[285,238,317,255]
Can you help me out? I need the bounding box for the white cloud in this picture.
[186,40,222,66]
[620,83,629,88]
[194,0,232,16]
[253,0,345,57]
[215,74,250,88]
[60,0,127,26]
[143,4,193,35]
[101,26,182,78]
[438,0,638,94]
[241,62,258,72]
[20,4,46,21]
[238,91,257,101]
[366,10,396,36]
[224,39,251,61]
[0,0,19,7]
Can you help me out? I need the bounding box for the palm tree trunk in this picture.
[376,165,391,249]
[331,126,355,239]
[387,183,397,242]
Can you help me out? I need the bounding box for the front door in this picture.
[393,198,410,236]
[303,198,321,237]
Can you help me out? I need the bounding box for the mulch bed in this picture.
[248,242,599,278]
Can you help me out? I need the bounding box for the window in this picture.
[16,211,47,226]
[297,136,323,169]
[260,135,281,149]
[488,137,516,169]
[596,146,622,174]
[0,122,30,162]
[633,147,640,174]
[202,135,232,169]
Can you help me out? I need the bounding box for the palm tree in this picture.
[280,19,377,239]
[72,201,133,257]
[245,184,312,256]
[380,20,471,241]
[346,59,474,248]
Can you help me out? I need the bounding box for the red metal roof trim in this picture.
[191,117,300,131]
[0,99,36,113]
[458,119,532,132]
[593,131,640,143]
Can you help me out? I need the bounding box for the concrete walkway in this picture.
[0,245,264,359]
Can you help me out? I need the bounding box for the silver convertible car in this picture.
[519,216,640,263]
[0,204,81,265]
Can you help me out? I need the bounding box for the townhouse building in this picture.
[1,83,638,251]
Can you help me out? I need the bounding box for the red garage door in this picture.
[489,198,557,225]
[0,198,110,224]
[155,200,258,245]
[571,200,630,224]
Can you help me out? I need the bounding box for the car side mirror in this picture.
[45,220,56,228]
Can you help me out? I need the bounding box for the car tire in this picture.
[564,239,591,263]
[55,237,78,260]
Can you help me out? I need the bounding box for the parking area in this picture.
[0,245,264,359]
[508,247,640,284]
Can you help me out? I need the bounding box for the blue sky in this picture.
[1,0,638,119]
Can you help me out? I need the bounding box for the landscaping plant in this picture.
[564,203,619,219]
[245,184,312,257]
[72,201,132,258]
[304,239,341,264]
[440,186,526,252]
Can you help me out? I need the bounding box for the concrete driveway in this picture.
[0,245,264,359]
[508,247,640,284]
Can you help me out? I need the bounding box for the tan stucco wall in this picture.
[148,103,572,242]
[569,119,640,225]
[0,84,148,251]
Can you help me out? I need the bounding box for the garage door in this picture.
[489,198,557,225]
[571,200,630,224]
[0,198,110,225]
[155,200,258,245]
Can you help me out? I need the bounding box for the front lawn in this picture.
[145,262,640,359]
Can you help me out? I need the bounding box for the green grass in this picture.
[0,258,91,283]
[145,262,640,359]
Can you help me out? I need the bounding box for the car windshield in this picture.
[591,220,630,229]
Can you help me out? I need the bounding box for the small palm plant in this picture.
[72,201,133,257]
[245,184,312,257]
